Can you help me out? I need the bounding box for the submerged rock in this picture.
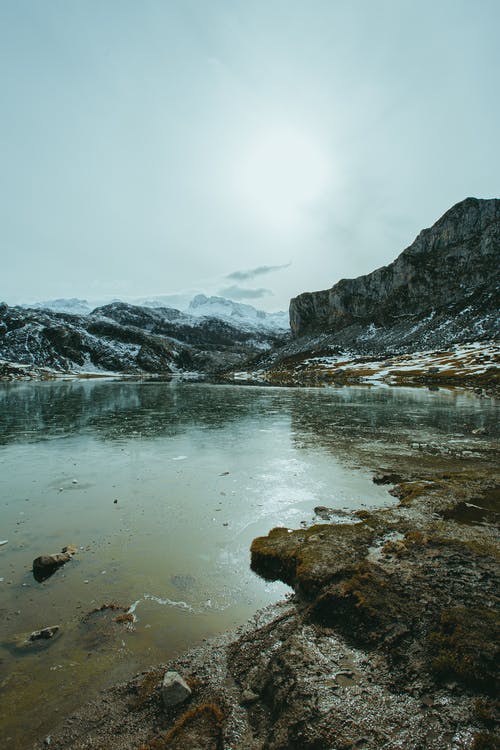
[5,625,62,653]
[29,625,60,641]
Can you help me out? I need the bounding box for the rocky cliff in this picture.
[289,197,499,345]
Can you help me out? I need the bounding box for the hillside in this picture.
[289,197,498,350]
[0,301,288,377]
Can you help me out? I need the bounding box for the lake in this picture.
[0,379,498,748]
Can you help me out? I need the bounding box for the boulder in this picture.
[32,545,77,582]
[161,671,192,708]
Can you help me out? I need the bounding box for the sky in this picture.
[1,0,499,311]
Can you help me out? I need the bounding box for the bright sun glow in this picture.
[236,126,331,233]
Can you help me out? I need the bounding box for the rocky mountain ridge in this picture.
[20,294,289,334]
[186,294,289,332]
[3,197,498,379]
[0,301,288,376]
[289,197,499,351]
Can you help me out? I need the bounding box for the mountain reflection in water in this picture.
[0,380,497,447]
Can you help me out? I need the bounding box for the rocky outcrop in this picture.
[289,198,499,344]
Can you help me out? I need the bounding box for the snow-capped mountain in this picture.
[19,294,290,334]
[187,295,289,332]
[0,299,289,376]
[21,298,93,316]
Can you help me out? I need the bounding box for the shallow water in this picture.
[0,380,498,748]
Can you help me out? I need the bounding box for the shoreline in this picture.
[222,340,500,399]
[2,340,498,398]
[31,442,499,749]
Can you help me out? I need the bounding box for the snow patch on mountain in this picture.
[18,294,290,334]
[21,298,92,316]
[187,294,289,332]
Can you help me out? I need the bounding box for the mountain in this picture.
[187,294,289,332]
[21,298,93,316]
[5,198,497,380]
[0,300,288,376]
[19,294,289,334]
[288,197,499,352]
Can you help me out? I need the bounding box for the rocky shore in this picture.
[32,431,499,750]
[223,341,500,399]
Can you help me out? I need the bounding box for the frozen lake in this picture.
[0,379,498,748]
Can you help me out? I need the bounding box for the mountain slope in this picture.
[187,294,289,332]
[0,302,288,376]
[289,197,499,350]
[19,294,290,335]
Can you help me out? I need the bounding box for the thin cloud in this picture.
[219,285,273,300]
[226,262,291,282]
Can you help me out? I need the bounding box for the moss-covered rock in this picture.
[250,522,377,596]
[429,607,499,694]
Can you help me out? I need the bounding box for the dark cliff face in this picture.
[289,198,500,341]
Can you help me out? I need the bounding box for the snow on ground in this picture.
[233,341,499,385]
[299,341,499,383]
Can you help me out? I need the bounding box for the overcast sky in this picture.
[1,0,498,311]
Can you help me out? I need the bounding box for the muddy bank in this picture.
[32,448,499,750]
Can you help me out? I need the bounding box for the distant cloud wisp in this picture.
[226,262,291,282]
[219,285,273,300]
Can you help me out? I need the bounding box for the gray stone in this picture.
[161,671,191,707]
